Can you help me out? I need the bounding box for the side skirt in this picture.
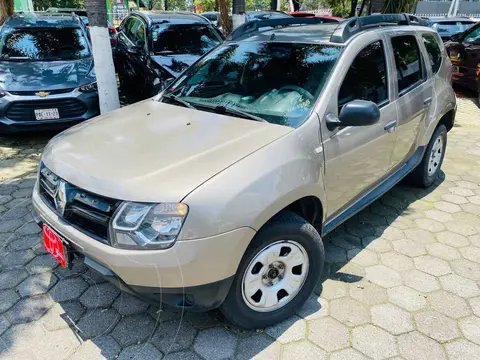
[322,146,426,236]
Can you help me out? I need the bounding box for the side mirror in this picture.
[327,100,380,130]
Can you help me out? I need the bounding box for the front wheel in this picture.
[220,211,324,329]
[408,124,447,188]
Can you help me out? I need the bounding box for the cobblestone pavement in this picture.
[1,95,480,360]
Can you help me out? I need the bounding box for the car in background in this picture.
[288,11,345,22]
[201,11,220,27]
[426,17,476,41]
[245,11,292,22]
[0,13,99,134]
[444,21,480,103]
[114,11,223,102]
[46,7,88,17]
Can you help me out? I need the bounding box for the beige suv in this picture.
[33,14,456,328]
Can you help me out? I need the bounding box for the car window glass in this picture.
[124,18,139,42]
[422,33,442,74]
[391,35,423,94]
[133,22,145,45]
[0,27,90,61]
[464,25,480,43]
[338,41,388,107]
[164,42,342,128]
[151,24,221,56]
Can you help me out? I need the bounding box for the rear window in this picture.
[422,33,442,74]
[0,27,90,61]
[391,35,424,94]
[151,24,221,56]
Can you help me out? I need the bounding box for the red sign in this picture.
[43,224,68,268]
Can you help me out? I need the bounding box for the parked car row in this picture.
[33,14,456,329]
[0,10,478,134]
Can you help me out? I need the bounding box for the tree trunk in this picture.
[232,0,245,29]
[84,0,120,114]
[0,0,14,26]
[218,0,231,35]
[292,0,301,11]
[270,0,276,11]
[358,0,367,15]
[350,0,358,17]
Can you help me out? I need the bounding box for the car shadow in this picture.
[0,168,444,358]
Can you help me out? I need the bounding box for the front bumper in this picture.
[32,184,254,310]
[0,89,99,134]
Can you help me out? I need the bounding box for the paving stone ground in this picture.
[0,93,480,359]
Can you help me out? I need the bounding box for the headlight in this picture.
[0,90,7,98]
[78,82,98,93]
[110,202,188,250]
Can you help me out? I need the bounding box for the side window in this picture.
[125,18,140,43]
[422,33,442,74]
[338,41,388,107]
[132,22,145,45]
[391,35,424,94]
[464,25,480,43]
[119,17,135,43]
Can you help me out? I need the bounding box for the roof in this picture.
[229,14,430,43]
[136,11,210,25]
[245,11,292,18]
[239,24,341,44]
[5,13,82,28]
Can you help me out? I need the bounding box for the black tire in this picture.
[220,211,324,329]
[408,124,447,188]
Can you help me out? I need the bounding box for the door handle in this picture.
[424,97,432,106]
[384,120,397,133]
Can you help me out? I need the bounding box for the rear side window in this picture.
[422,33,442,74]
[339,40,388,107]
[391,35,424,94]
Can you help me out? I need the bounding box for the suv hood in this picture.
[0,58,94,92]
[42,100,292,203]
[151,54,200,77]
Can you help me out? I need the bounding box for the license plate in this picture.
[43,224,68,268]
[452,65,460,73]
[35,108,60,120]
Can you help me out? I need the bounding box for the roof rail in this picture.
[330,13,427,43]
[228,17,331,41]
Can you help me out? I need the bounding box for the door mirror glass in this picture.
[338,100,380,127]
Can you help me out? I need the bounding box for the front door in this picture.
[388,34,432,165]
[323,40,397,217]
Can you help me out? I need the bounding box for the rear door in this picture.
[387,33,432,166]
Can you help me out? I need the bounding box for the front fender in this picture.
[178,121,326,240]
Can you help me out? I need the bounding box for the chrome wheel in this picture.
[428,135,443,176]
[241,240,309,312]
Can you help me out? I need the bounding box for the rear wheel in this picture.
[220,211,324,329]
[408,124,447,188]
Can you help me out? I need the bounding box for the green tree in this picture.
[383,0,417,13]
[33,0,85,10]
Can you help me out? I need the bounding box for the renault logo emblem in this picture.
[35,91,50,97]
[54,180,67,216]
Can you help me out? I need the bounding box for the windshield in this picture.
[151,24,221,55]
[163,42,342,128]
[432,22,474,35]
[0,27,90,61]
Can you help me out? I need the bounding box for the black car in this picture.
[115,11,224,101]
[0,13,99,134]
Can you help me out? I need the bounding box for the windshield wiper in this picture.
[162,93,196,109]
[206,105,267,123]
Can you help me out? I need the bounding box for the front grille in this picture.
[39,165,119,243]
[8,88,76,96]
[5,98,87,122]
